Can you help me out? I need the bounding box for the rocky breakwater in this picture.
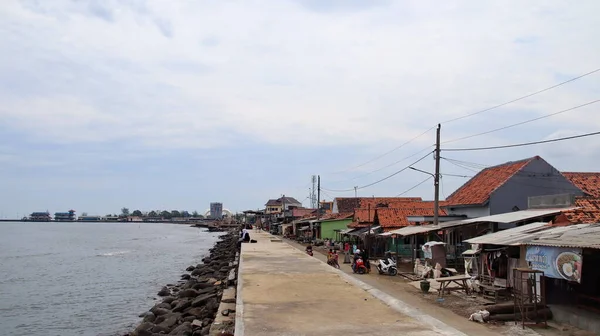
[126,231,239,336]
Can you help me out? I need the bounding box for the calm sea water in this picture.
[0,221,222,336]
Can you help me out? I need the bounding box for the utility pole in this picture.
[354,186,358,198]
[313,175,321,240]
[317,175,321,220]
[434,123,441,226]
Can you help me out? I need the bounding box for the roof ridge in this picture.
[446,156,540,204]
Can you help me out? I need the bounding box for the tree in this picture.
[132,210,143,217]
[81,212,88,217]
[171,210,181,218]
[121,208,130,216]
[148,210,158,217]
[181,210,191,218]
[192,211,199,217]
[160,210,172,219]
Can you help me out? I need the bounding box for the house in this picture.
[264,196,303,214]
[552,197,600,225]
[444,156,584,218]
[29,211,51,221]
[55,210,76,221]
[317,212,354,240]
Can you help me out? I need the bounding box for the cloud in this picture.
[0,0,599,214]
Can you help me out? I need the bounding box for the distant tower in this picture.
[210,202,223,219]
[310,175,317,209]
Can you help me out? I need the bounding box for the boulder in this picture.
[178,289,199,298]
[143,312,156,323]
[192,282,212,290]
[184,307,207,319]
[169,322,192,335]
[191,294,217,307]
[186,265,196,271]
[181,274,191,280]
[151,307,170,316]
[191,319,203,328]
[162,296,177,304]
[133,322,154,334]
[152,302,172,311]
[151,324,171,334]
[157,312,181,330]
[157,287,171,296]
[183,316,197,323]
[172,299,192,313]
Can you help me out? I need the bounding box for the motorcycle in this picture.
[377,253,398,276]
[306,250,313,256]
[352,257,370,274]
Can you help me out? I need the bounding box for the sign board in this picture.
[525,246,583,283]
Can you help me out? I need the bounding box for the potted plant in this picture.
[420,279,430,293]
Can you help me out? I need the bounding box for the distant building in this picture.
[78,216,102,221]
[29,211,51,222]
[54,210,76,221]
[210,202,223,219]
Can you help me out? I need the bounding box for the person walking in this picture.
[343,242,351,264]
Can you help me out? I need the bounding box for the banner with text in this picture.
[525,246,583,283]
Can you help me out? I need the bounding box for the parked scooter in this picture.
[376,252,398,276]
[305,246,313,256]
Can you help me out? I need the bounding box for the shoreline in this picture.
[125,229,239,336]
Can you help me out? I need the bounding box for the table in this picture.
[436,275,471,298]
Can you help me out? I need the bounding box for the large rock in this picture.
[157,312,181,330]
[132,322,154,335]
[192,282,212,290]
[151,307,170,316]
[143,312,156,323]
[151,324,171,334]
[151,302,172,311]
[178,289,199,298]
[157,286,171,296]
[191,294,217,307]
[186,265,196,271]
[169,322,192,335]
[181,274,191,280]
[184,307,207,319]
[162,296,177,304]
[172,299,192,313]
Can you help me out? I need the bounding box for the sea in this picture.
[0,221,223,336]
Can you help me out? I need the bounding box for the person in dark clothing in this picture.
[361,249,371,271]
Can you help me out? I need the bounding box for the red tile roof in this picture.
[446,156,539,206]
[334,197,423,213]
[291,208,316,217]
[557,197,600,225]
[562,172,600,197]
[374,202,448,229]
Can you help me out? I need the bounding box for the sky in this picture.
[1,0,599,217]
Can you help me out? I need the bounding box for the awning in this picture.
[348,227,369,236]
[339,228,355,235]
[465,223,592,246]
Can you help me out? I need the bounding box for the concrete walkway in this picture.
[235,231,469,336]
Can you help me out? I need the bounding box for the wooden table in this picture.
[436,275,471,298]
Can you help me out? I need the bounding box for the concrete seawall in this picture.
[234,231,468,336]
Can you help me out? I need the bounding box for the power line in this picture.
[330,127,435,174]
[442,131,600,152]
[441,67,600,124]
[323,150,433,192]
[396,177,431,196]
[327,145,434,184]
[443,100,600,144]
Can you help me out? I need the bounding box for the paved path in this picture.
[235,231,470,336]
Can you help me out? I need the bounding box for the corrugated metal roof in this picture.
[527,224,600,249]
[379,207,575,237]
[465,223,594,246]
[459,207,575,224]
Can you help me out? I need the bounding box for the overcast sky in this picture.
[1,0,599,217]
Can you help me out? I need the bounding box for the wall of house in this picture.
[490,159,584,215]
[320,219,352,240]
[265,205,282,214]
[445,205,490,218]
